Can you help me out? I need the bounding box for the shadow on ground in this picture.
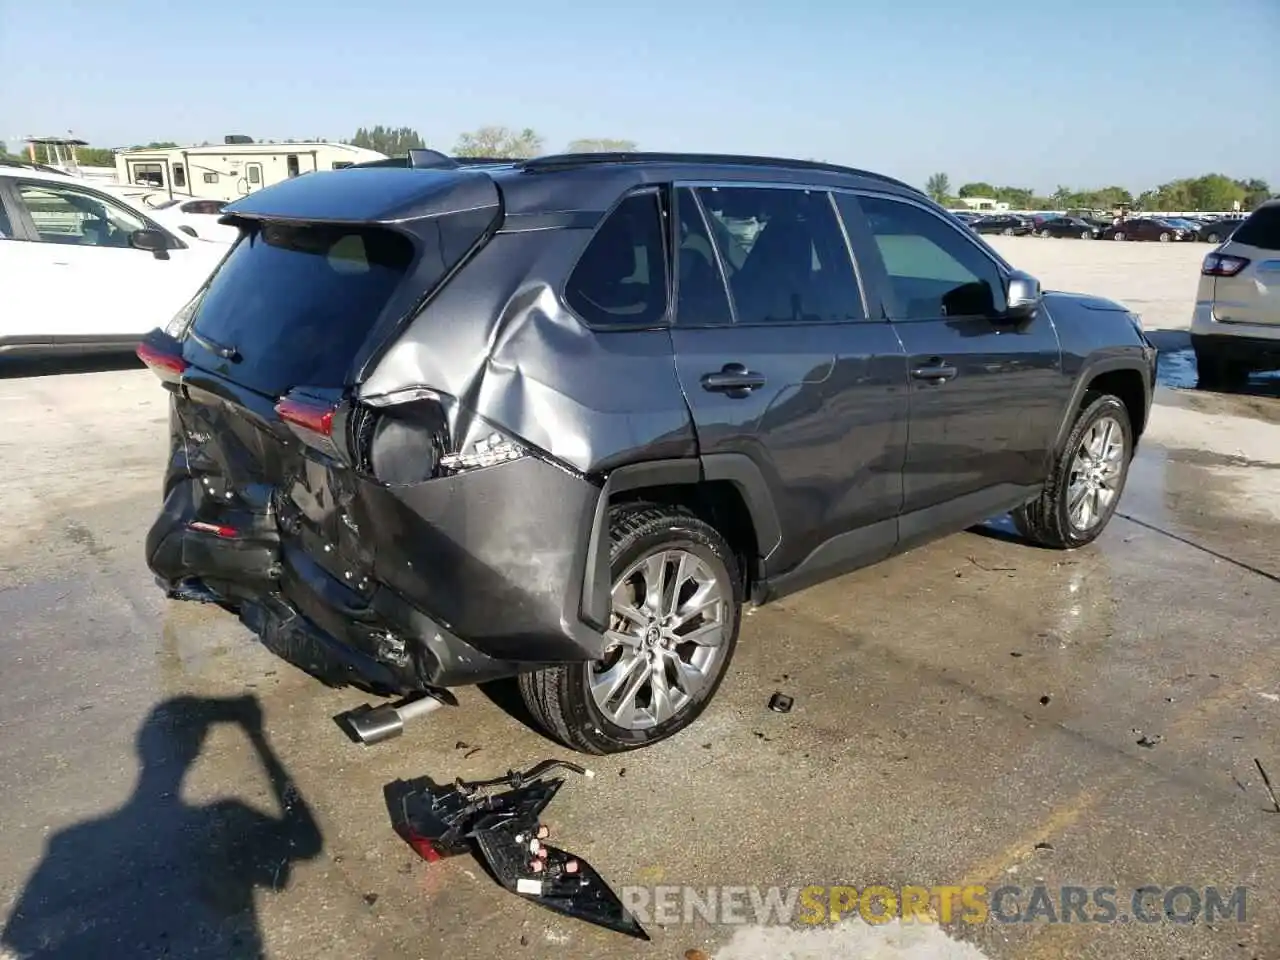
[0,695,322,960]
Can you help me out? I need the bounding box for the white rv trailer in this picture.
[113,140,387,202]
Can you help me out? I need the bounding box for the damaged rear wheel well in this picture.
[612,481,759,592]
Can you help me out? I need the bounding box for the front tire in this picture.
[1014,394,1133,549]
[518,503,742,754]
[1002,227,1014,236]
[1159,232,1171,242]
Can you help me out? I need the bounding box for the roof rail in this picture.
[517,152,921,193]
[345,151,522,171]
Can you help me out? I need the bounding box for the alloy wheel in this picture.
[1067,415,1126,532]
[591,548,731,730]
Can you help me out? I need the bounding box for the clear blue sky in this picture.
[2,0,1277,193]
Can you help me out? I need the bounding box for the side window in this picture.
[173,164,187,188]
[183,200,226,215]
[0,194,13,239]
[130,162,165,187]
[697,186,863,324]
[565,191,669,327]
[853,194,1005,320]
[247,166,261,185]
[674,187,733,325]
[14,181,148,248]
[203,172,218,184]
[286,154,300,178]
[332,161,354,170]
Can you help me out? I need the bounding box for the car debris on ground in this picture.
[384,759,649,940]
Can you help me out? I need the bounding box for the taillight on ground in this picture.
[400,829,446,862]
[1202,253,1250,277]
[137,340,188,382]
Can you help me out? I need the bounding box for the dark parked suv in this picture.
[138,153,1157,754]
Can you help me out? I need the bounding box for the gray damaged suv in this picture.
[139,152,1157,753]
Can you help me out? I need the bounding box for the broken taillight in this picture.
[402,830,448,862]
[276,391,344,459]
[1202,253,1250,277]
[137,338,188,383]
[188,521,239,538]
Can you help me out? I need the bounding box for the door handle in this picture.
[701,363,766,395]
[911,363,958,382]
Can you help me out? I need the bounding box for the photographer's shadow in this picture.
[2,695,322,959]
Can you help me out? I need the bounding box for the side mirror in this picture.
[130,228,171,260]
[1004,269,1041,320]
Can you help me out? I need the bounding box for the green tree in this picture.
[1051,185,1074,208]
[994,186,1033,209]
[453,126,543,158]
[348,126,426,156]
[566,138,638,153]
[77,147,116,166]
[1237,178,1271,210]
[957,181,996,198]
[925,172,951,204]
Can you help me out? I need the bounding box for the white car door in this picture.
[0,183,59,348]
[9,178,223,341]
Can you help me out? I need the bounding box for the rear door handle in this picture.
[911,363,958,382]
[701,363,766,395]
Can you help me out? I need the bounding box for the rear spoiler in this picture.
[347,150,522,171]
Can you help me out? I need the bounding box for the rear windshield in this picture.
[1231,205,1280,251]
[184,222,415,396]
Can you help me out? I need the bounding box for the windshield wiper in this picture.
[190,329,240,361]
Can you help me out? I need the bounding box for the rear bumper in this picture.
[146,452,612,691]
[1190,332,1280,370]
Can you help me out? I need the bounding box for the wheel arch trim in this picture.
[579,455,783,628]
[1052,355,1153,453]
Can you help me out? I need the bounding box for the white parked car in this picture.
[1191,200,1280,389]
[0,168,229,357]
[143,196,239,244]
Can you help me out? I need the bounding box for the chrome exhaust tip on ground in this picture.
[345,693,451,745]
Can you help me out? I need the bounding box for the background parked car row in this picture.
[951,210,1245,242]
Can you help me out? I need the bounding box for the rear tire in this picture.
[1002,227,1014,236]
[1112,231,1126,241]
[1206,232,1221,244]
[1195,345,1249,391]
[1159,232,1171,242]
[1013,394,1133,550]
[518,503,742,754]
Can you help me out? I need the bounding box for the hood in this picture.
[1042,291,1130,313]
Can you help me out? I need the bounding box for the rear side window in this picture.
[674,187,733,326]
[1232,205,1280,251]
[697,186,864,324]
[186,223,415,395]
[565,192,669,327]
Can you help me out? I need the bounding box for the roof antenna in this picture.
[406,149,459,170]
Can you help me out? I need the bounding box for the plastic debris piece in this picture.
[768,692,794,713]
[384,758,648,940]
